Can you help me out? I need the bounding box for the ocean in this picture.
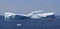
[0,15,60,29]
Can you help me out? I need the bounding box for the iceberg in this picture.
[4,10,55,19]
[4,12,16,19]
[4,12,28,19]
[27,10,55,19]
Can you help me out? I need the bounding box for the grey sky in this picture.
[0,0,60,15]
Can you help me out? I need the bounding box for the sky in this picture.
[0,0,60,15]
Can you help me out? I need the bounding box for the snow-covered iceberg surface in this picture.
[4,10,55,19]
[4,12,29,19]
[4,12,16,19]
[27,10,55,19]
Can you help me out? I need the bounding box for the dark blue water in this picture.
[0,15,60,29]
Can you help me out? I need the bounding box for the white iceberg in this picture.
[27,10,55,19]
[4,12,16,19]
[4,10,55,19]
[4,12,27,19]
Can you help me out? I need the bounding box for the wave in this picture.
[4,10,55,19]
